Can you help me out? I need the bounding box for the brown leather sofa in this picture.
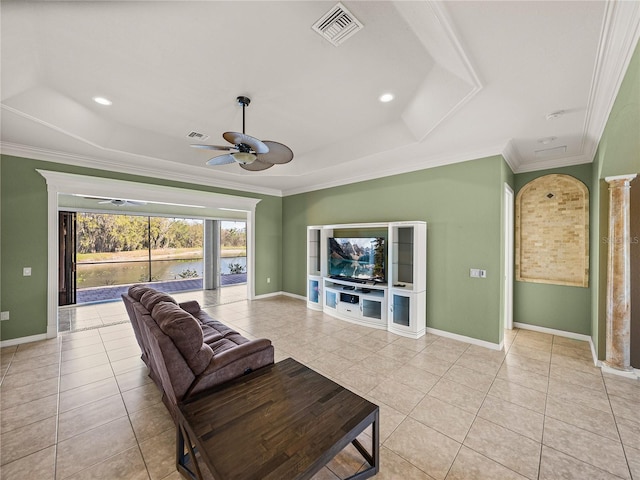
[122,285,274,420]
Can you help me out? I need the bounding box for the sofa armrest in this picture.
[179,300,201,316]
[210,338,273,370]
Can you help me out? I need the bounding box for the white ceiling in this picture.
[2,1,639,197]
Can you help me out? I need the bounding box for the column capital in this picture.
[605,174,637,185]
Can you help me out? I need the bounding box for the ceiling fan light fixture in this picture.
[231,151,257,164]
[379,93,394,103]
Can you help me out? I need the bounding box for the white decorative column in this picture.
[604,174,637,372]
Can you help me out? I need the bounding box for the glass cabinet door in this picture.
[308,279,319,304]
[391,294,410,327]
[362,298,382,320]
[325,290,338,309]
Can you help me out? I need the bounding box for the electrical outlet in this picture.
[23,267,32,276]
[0,311,9,321]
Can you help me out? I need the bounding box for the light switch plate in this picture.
[470,268,487,279]
[23,267,32,276]
[0,311,9,321]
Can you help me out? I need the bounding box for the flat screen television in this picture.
[328,237,385,283]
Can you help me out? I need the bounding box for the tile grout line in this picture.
[99,325,156,480]
[444,329,526,480]
[601,372,634,480]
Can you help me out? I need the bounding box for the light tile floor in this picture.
[2,295,640,479]
[58,285,247,332]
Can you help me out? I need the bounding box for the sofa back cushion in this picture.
[128,284,152,301]
[152,301,213,375]
[140,290,177,313]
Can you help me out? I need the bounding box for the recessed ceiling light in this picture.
[379,93,394,103]
[93,96,112,106]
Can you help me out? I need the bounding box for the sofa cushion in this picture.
[179,300,201,316]
[128,284,151,301]
[152,301,213,375]
[141,290,177,313]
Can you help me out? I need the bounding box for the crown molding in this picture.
[0,141,283,197]
[512,154,593,174]
[283,144,505,196]
[581,0,640,162]
[501,140,522,174]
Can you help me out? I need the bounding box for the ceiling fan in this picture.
[84,196,147,207]
[191,96,294,171]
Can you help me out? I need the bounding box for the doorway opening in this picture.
[58,212,248,332]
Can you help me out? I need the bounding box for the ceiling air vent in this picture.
[186,131,210,141]
[312,2,363,47]
[534,145,567,157]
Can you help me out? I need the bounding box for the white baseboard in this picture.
[253,291,306,301]
[513,322,598,366]
[0,333,49,348]
[426,327,503,351]
[281,292,306,301]
[512,322,591,342]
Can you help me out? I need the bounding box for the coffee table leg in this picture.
[176,424,204,480]
[347,409,379,479]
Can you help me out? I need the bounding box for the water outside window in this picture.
[75,214,247,290]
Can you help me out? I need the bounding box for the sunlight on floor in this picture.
[58,285,247,333]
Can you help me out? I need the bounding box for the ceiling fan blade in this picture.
[98,200,112,204]
[222,132,269,154]
[190,144,235,151]
[239,158,274,171]
[206,154,236,166]
[127,200,147,206]
[257,141,294,164]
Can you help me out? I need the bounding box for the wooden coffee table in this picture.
[176,357,379,480]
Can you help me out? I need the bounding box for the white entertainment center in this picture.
[307,221,427,338]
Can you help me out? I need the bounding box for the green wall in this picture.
[0,155,282,341]
[591,40,640,358]
[283,155,507,345]
[513,163,593,335]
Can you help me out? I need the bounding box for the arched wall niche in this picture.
[515,174,589,287]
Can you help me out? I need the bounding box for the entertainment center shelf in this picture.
[307,221,427,338]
